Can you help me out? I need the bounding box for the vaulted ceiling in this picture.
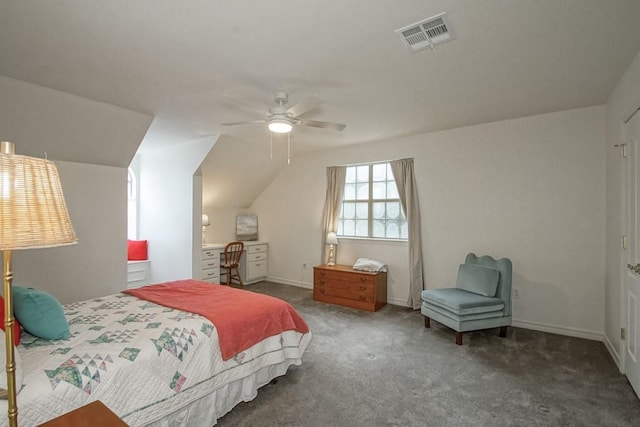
[2,1,640,206]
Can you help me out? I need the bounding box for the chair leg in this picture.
[499,326,508,338]
[424,316,430,328]
[455,332,463,345]
[236,267,243,287]
[225,268,231,286]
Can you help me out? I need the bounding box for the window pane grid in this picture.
[337,162,407,240]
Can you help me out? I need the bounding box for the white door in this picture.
[624,109,640,398]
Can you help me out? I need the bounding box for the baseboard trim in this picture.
[267,276,313,290]
[388,297,410,307]
[603,332,623,372]
[512,319,602,342]
[264,280,607,343]
[267,277,410,306]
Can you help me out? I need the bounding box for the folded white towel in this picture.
[352,258,388,273]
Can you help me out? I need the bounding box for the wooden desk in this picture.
[201,241,268,285]
[313,264,387,312]
[38,401,127,426]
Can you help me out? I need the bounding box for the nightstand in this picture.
[38,401,128,427]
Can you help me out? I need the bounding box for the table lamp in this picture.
[1,141,78,427]
[202,214,210,244]
[326,232,338,266]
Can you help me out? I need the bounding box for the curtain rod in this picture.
[330,158,413,168]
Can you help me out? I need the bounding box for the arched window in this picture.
[127,168,137,240]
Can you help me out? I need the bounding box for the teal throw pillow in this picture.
[12,287,69,340]
[456,264,500,297]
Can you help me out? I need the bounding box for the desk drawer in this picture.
[247,260,267,280]
[247,252,267,262]
[247,244,267,255]
[202,249,220,260]
[202,269,220,282]
[201,258,220,270]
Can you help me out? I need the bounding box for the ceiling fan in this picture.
[221,91,346,134]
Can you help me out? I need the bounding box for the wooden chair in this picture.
[222,241,244,287]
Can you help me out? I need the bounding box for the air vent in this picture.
[395,12,456,53]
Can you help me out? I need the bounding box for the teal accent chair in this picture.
[421,253,512,345]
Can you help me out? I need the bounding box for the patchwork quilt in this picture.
[2,292,311,426]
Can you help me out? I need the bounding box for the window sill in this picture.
[336,236,408,246]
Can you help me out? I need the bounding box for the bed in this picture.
[1,280,311,426]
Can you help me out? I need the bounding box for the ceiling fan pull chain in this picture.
[287,133,291,165]
[270,132,273,160]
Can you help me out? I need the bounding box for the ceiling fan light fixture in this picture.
[268,119,293,133]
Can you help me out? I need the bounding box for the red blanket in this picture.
[124,280,309,361]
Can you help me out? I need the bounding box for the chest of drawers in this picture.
[245,243,268,283]
[313,264,387,312]
[201,247,221,283]
[127,260,150,289]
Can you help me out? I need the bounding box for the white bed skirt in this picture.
[144,358,301,427]
[0,357,302,427]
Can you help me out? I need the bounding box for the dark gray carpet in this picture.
[217,282,640,426]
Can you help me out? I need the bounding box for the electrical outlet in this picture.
[513,288,520,299]
[303,262,308,269]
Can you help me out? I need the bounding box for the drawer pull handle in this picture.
[360,286,366,291]
[320,280,325,285]
[255,263,261,267]
[359,296,366,300]
[320,289,325,294]
[320,272,326,277]
[360,277,367,282]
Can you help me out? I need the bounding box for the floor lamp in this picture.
[1,141,78,427]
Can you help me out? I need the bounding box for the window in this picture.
[127,168,137,240]
[337,162,407,239]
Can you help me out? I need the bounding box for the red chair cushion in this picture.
[128,240,148,261]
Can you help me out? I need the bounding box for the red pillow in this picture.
[0,296,21,345]
[128,240,148,261]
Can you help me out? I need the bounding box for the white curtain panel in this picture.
[390,158,425,309]
[320,166,346,264]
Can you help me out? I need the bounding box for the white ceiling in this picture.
[2,0,640,160]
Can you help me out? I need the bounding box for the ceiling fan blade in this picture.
[299,119,346,131]
[287,94,325,118]
[222,95,265,118]
[221,120,266,126]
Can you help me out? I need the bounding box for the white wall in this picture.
[138,136,218,283]
[253,106,606,339]
[12,161,128,304]
[604,49,640,367]
[0,77,153,303]
[202,207,253,244]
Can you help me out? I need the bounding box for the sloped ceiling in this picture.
[1,1,640,202]
[0,76,153,167]
[201,135,292,208]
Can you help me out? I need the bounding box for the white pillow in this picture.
[0,329,23,397]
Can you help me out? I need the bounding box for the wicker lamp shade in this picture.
[0,142,77,250]
[1,141,77,426]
